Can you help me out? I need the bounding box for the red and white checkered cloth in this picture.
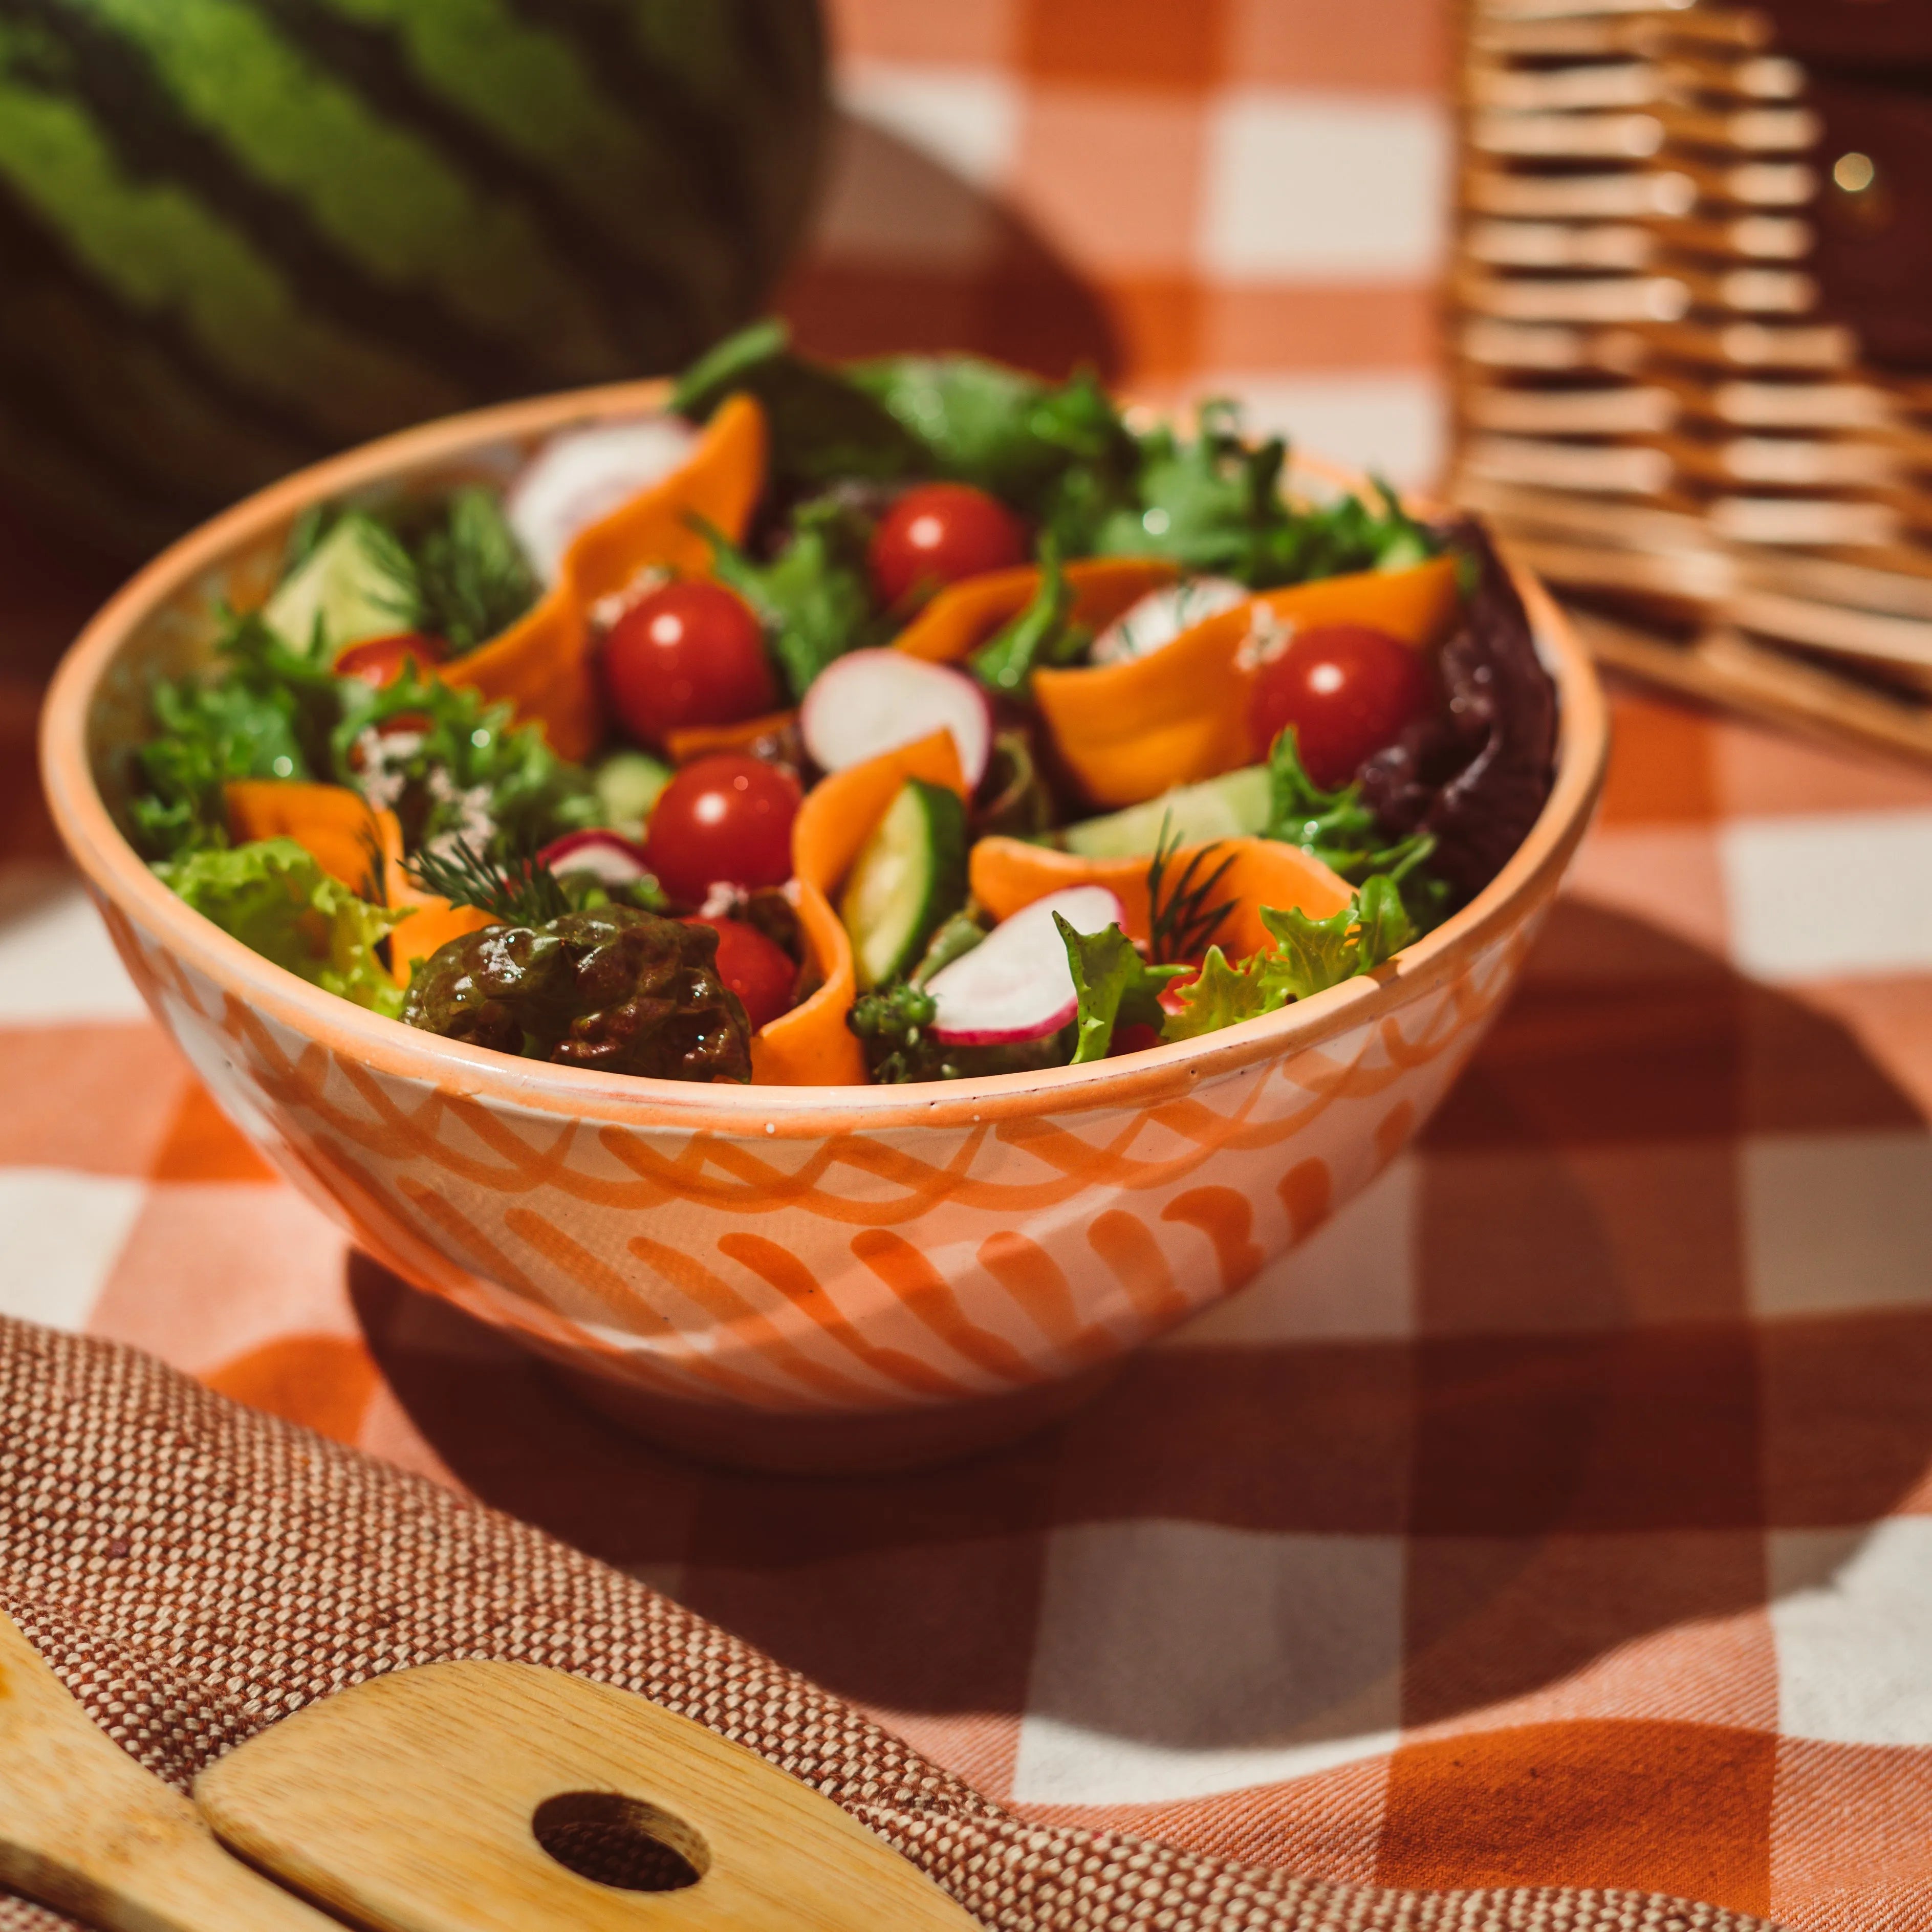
[7,8,1932,1928]
[788,0,1447,483]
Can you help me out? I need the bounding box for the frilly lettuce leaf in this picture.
[1054,916,1188,1064]
[158,838,403,1018]
[1157,942,1291,1041]
[1160,876,1416,1042]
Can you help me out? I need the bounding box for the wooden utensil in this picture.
[0,1612,981,1932]
[0,1609,336,1931]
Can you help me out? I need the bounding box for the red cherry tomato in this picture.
[602,580,776,750]
[1109,1021,1164,1058]
[868,483,1028,610]
[690,915,796,1031]
[643,753,800,903]
[334,632,445,688]
[1248,625,1434,789]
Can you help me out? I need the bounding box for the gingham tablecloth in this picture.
[8,5,1932,1928]
[14,690,1932,1932]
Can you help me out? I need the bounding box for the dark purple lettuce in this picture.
[1358,525,1557,903]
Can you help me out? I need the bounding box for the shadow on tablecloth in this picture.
[348,898,1932,1772]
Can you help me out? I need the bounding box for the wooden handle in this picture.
[0,1613,338,1932]
[195,1660,983,1932]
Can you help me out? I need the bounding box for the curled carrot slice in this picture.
[442,393,768,763]
[224,780,392,895]
[388,900,495,986]
[751,728,966,1087]
[225,779,496,986]
[662,707,798,765]
[1032,554,1464,808]
[969,834,1354,960]
[892,557,1178,664]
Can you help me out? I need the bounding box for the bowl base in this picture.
[555,1360,1119,1476]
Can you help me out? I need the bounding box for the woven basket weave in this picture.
[0,1317,1774,1932]
[1450,0,1932,766]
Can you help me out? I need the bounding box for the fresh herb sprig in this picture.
[414,487,539,655]
[1147,814,1239,965]
[404,834,569,927]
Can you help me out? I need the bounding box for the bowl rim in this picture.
[40,377,1609,1139]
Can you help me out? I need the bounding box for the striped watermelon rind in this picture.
[0,0,828,556]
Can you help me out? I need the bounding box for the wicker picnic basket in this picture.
[1450,0,1932,763]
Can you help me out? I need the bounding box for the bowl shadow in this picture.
[778,111,1122,378]
[350,896,1932,1764]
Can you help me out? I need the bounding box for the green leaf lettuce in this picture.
[1054,915,1188,1063]
[158,839,403,1018]
[1160,878,1416,1041]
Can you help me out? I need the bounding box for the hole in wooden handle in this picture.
[530,1791,709,1893]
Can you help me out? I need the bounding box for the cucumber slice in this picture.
[592,748,672,839]
[839,778,968,991]
[265,514,420,658]
[1063,766,1272,858]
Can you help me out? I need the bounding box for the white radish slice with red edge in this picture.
[507,417,698,585]
[1089,577,1250,666]
[799,649,991,789]
[537,830,654,887]
[925,886,1125,1046]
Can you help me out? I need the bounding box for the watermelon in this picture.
[0,0,827,557]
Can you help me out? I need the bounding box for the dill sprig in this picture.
[414,487,539,655]
[405,834,567,926]
[1146,813,1239,965]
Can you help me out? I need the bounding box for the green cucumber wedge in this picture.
[592,749,672,840]
[1062,766,1271,858]
[839,778,968,991]
[265,514,419,658]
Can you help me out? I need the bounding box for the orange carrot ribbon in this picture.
[892,556,1178,665]
[1032,554,1463,808]
[223,780,492,986]
[969,834,1354,960]
[750,729,967,1087]
[442,394,768,763]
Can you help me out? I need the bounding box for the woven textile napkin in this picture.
[0,1315,1760,1932]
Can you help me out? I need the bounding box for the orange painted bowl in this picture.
[41,381,1610,1473]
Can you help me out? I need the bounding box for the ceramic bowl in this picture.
[41,381,1610,1472]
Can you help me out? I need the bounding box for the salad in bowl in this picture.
[121,321,1558,1094]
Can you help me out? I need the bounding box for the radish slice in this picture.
[1089,577,1249,666]
[799,650,991,788]
[538,830,655,887]
[507,418,698,585]
[925,885,1125,1046]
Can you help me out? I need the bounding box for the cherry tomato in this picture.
[690,915,796,1031]
[868,483,1027,610]
[334,632,445,688]
[1248,625,1434,789]
[1159,968,1200,1013]
[643,753,800,903]
[1109,1021,1164,1058]
[602,580,776,750]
